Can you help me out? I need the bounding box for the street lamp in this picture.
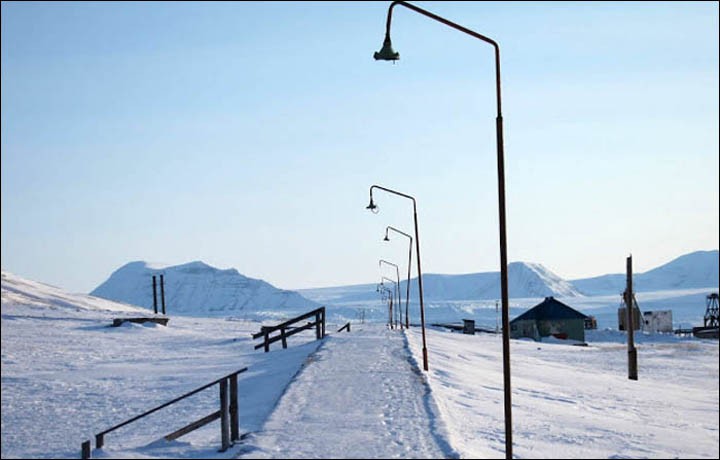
[377,283,395,329]
[380,259,403,329]
[373,2,513,457]
[385,226,412,329]
[367,184,428,371]
[381,276,399,329]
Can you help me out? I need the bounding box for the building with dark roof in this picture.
[510,296,589,342]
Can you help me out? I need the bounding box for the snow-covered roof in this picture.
[511,296,589,322]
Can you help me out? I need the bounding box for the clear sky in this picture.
[2,1,718,293]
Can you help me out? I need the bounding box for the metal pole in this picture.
[152,275,158,314]
[369,185,429,371]
[377,2,510,455]
[412,203,429,371]
[387,226,413,329]
[380,260,403,329]
[160,274,166,315]
[626,255,638,380]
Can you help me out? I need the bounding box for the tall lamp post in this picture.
[380,259,403,329]
[384,225,412,329]
[367,184,428,371]
[373,1,512,456]
[377,283,395,329]
[381,276,399,329]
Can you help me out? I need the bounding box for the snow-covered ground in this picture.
[2,271,718,459]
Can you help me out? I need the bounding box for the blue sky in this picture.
[2,1,718,293]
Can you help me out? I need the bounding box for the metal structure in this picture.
[367,184,428,371]
[380,259,403,329]
[704,293,719,328]
[385,226,413,329]
[373,2,512,455]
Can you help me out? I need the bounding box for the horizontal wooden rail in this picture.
[83,367,247,458]
[252,307,325,352]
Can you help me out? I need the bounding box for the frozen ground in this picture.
[2,271,718,459]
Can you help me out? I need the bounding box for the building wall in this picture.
[642,310,673,333]
[510,318,585,342]
[537,319,585,342]
[510,320,539,340]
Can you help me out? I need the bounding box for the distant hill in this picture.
[91,261,321,317]
[300,261,581,304]
[571,250,719,295]
[1,270,145,315]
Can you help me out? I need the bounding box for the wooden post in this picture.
[160,274,166,315]
[321,307,325,338]
[152,275,158,314]
[230,374,239,442]
[263,330,269,353]
[280,327,287,349]
[219,379,230,452]
[315,312,321,340]
[82,440,91,459]
[95,433,104,449]
[626,255,638,380]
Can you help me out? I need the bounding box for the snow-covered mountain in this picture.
[300,261,581,304]
[91,261,321,317]
[571,250,719,295]
[2,270,147,315]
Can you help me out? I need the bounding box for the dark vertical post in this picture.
[219,378,230,452]
[406,239,412,329]
[230,373,239,442]
[321,307,326,338]
[413,204,429,371]
[263,329,270,353]
[95,433,104,449]
[152,275,158,314]
[626,255,638,380]
[160,274,166,315]
[281,327,287,349]
[82,440,91,459]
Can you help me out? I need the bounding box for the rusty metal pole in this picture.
[626,255,638,380]
[385,226,413,329]
[374,1,510,455]
[368,185,429,371]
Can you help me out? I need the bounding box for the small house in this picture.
[510,296,589,342]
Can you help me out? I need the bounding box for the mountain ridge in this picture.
[91,260,320,317]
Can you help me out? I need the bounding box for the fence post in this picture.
[263,329,270,352]
[280,327,287,349]
[219,378,230,452]
[95,433,104,449]
[230,374,239,442]
[321,307,325,338]
[315,312,321,340]
[82,440,91,459]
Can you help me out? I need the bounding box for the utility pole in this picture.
[625,255,638,380]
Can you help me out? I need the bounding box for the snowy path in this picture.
[239,324,457,459]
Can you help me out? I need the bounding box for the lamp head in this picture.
[383,234,390,242]
[374,37,399,61]
[366,197,379,214]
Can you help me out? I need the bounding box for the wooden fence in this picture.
[252,307,325,352]
[81,367,248,458]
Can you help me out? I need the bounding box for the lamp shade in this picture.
[374,38,399,61]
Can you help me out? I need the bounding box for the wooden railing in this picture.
[252,307,325,352]
[81,367,248,459]
[337,322,351,333]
